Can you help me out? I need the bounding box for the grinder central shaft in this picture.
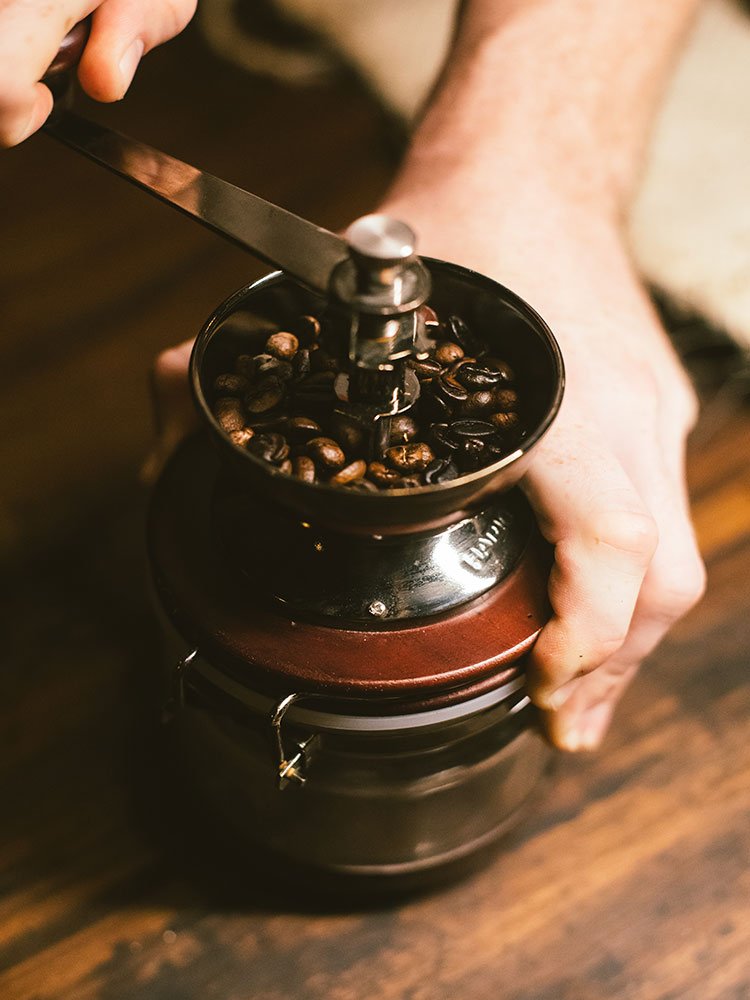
[330,215,432,458]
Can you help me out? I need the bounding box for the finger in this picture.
[78,0,197,102]
[521,415,658,715]
[140,340,199,484]
[544,429,705,750]
[0,0,96,146]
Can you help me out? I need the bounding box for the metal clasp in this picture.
[270,693,318,790]
[162,647,198,723]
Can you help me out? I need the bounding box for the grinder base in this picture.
[148,434,555,884]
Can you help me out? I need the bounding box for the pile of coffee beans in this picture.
[210,308,525,490]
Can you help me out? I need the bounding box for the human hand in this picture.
[380,183,706,751]
[0,0,197,147]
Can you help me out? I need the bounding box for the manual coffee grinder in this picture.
[43,28,564,885]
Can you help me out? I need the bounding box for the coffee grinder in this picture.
[43,27,565,884]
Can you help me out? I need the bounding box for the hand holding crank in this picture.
[0,0,196,147]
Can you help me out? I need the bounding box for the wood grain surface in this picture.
[1,21,749,1000]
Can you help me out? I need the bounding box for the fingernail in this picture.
[118,39,145,96]
[535,681,574,711]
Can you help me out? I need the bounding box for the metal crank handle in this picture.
[39,22,349,296]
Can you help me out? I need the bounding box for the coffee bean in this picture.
[234,354,256,379]
[330,459,367,485]
[214,396,244,432]
[310,349,339,374]
[247,432,289,464]
[229,426,255,447]
[329,414,364,453]
[266,331,299,360]
[385,442,434,472]
[406,357,442,379]
[306,437,346,470]
[449,419,496,439]
[464,390,495,414]
[492,388,519,411]
[292,455,316,483]
[285,415,322,442]
[430,423,460,452]
[245,376,285,413]
[435,341,464,365]
[298,314,321,344]
[292,348,311,380]
[456,363,506,389]
[423,456,459,484]
[490,411,520,430]
[213,373,248,397]
[436,372,469,403]
[389,414,419,443]
[341,477,379,492]
[367,462,404,487]
[447,315,484,357]
[484,358,515,382]
[220,306,526,489]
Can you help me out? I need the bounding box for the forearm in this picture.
[387,0,701,226]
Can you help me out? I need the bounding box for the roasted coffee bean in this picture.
[464,390,495,414]
[406,357,442,379]
[389,414,419,443]
[292,348,311,381]
[492,388,519,411]
[330,459,367,485]
[436,372,469,403]
[213,373,248,397]
[329,414,363,453]
[447,315,484,357]
[298,314,321,344]
[306,436,346,470]
[292,455,316,483]
[430,423,460,452]
[229,426,255,447]
[367,461,403,487]
[456,437,487,470]
[221,305,526,489]
[248,432,288,463]
[435,341,464,365]
[254,354,294,382]
[423,456,459,484]
[310,349,339,374]
[265,331,299,360]
[214,396,244,432]
[484,358,515,383]
[234,354,256,379]
[456,363,506,389]
[490,410,520,430]
[385,442,434,472]
[419,385,451,423]
[285,415,322,442]
[449,418,496,439]
[245,376,285,413]
[294,371,336,406]
[341,477,379,492]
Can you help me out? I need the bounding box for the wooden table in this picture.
[2,24,749,1000]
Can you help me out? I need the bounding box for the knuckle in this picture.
[588,505,659,564]
[643,552,707,621]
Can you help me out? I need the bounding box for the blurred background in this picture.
[1,3,749,999]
